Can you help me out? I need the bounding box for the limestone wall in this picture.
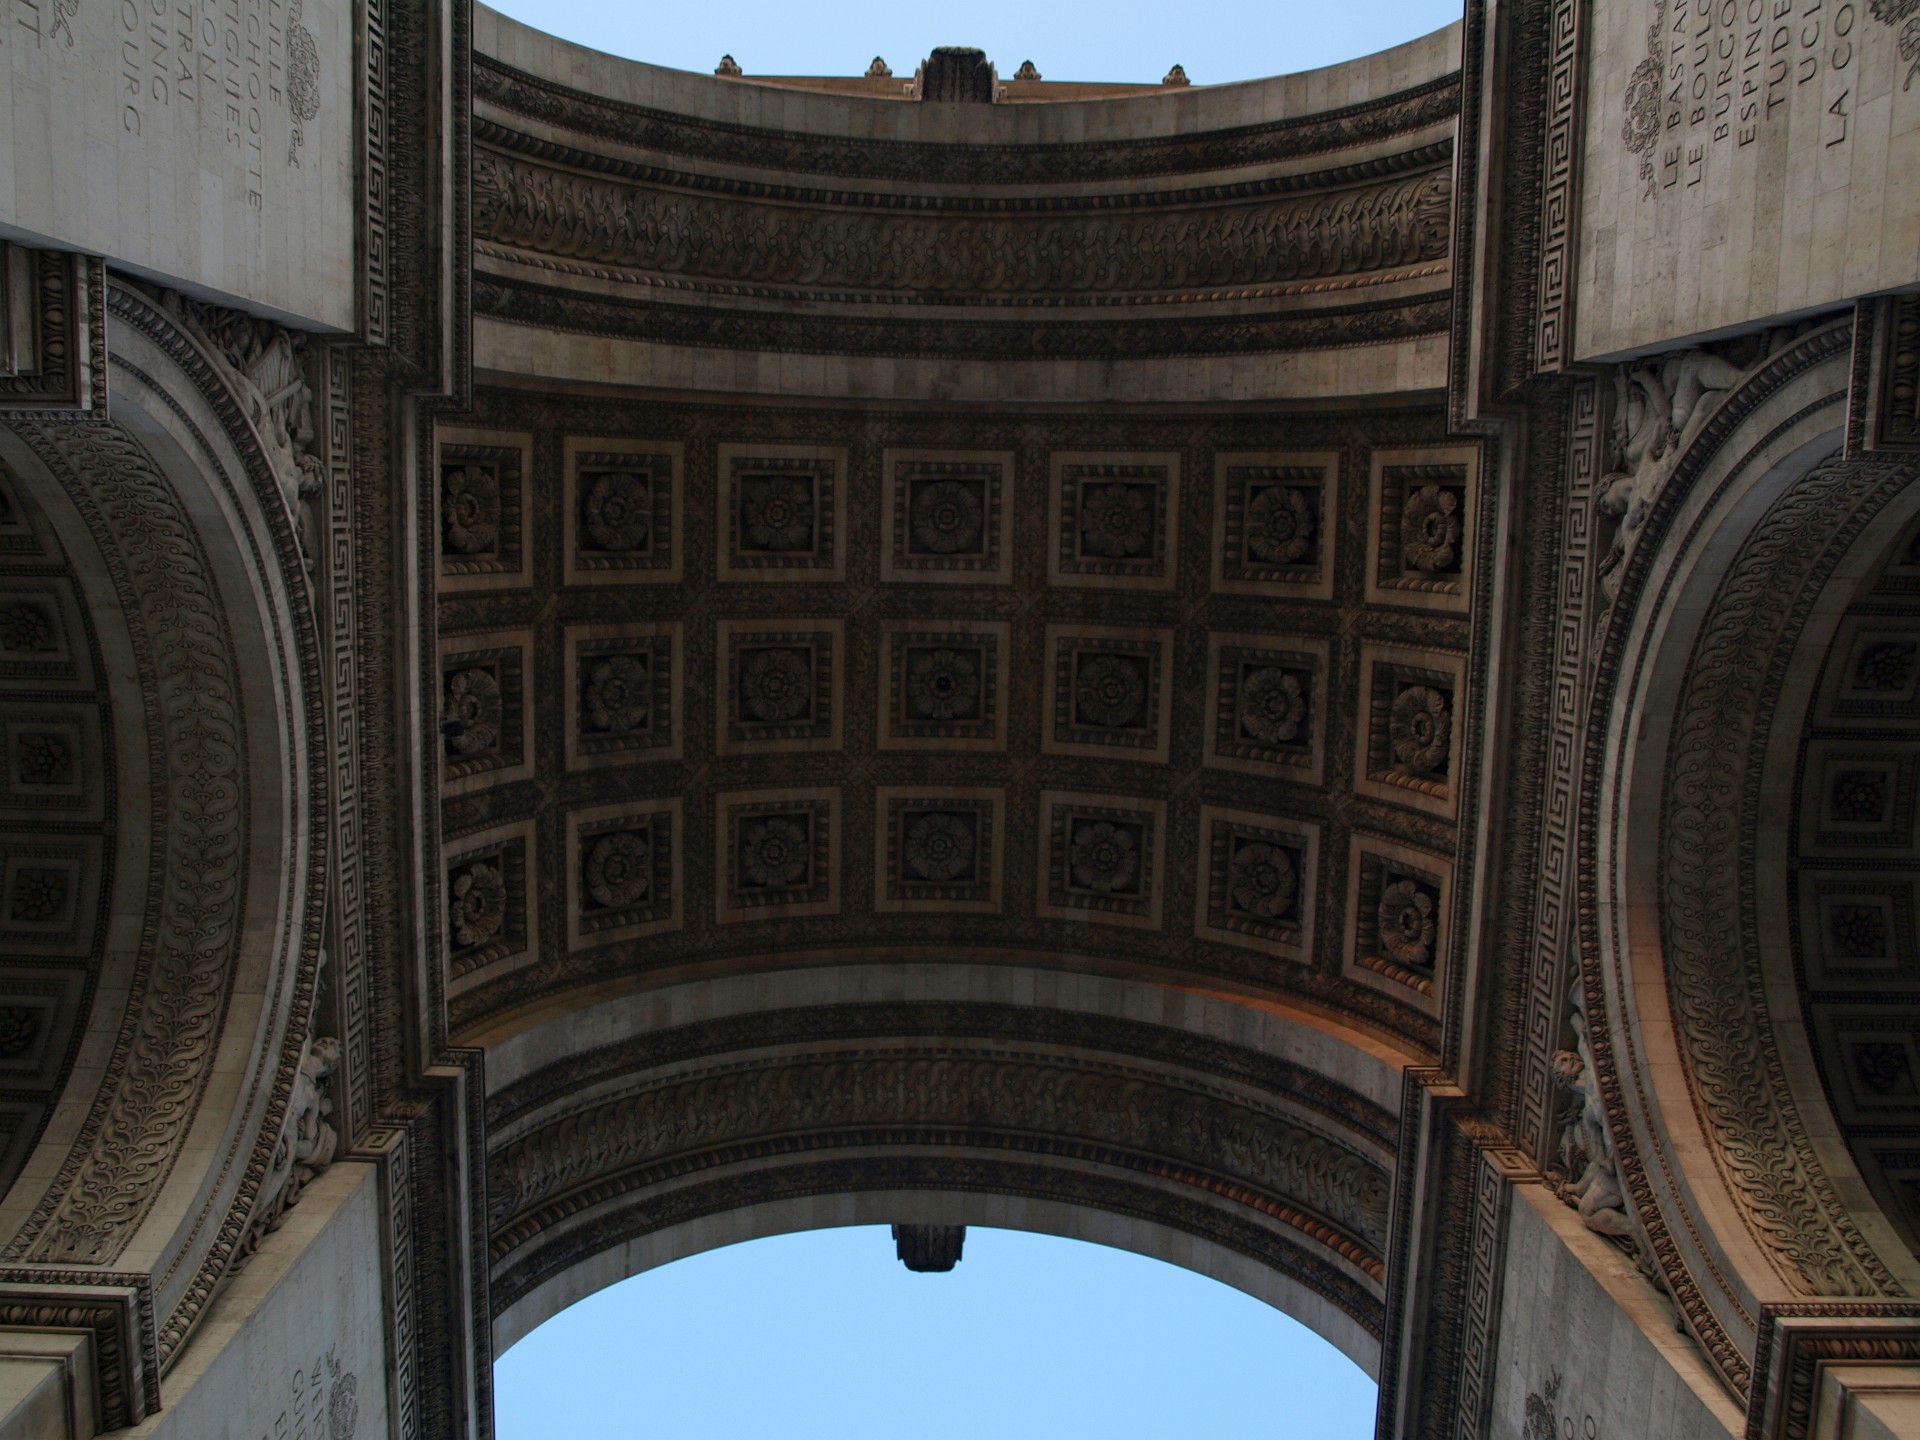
[0,0,356,329]
[1575,0,1920,359]
[123,1162,390,1440]
[1488,1186,1742,1440]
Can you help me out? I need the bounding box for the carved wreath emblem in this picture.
[907,649,979,721]
[585,831,651,909]
[1069,820,1139,894]
[904,812,975,882]
[583,655,650,733]
[910,480,985,554]
[741,817,809,888]
[1245,485,1314,563]
[441,466,501,555]
[1228,841,1297,919]
[583,471,652,551]
[741,648,811,723]
[1078,484,1153,558]
[1401,484,1463,573]
[742,475,815,551]
[1074,655,1147,729]
[1238,667,1306,744]
[449,862,507,948]
[1377,880,1437,967]
[443,668,503,755]
[1389,685,1452,773]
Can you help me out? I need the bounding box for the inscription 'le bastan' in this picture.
[1621,0,1914,197]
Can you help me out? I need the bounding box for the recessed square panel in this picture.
[1036,791,1167,931]
[716,619,843,755]
[444,819,537,994]
[562,437,682,586]
[563,622,682,772]
[1212,451,1340,599]
[716,789,839,923]
[880,449,1015,584]
[1048,452,1181,591]
[717,445,847,582]
[1195,806,1319,963]
[1364,444,1480,613]
[1202,633,1328,785]
[1354,641,1467,817]
[874,786,1004,914]
[1344,832,1450,1016]
[877,621,1008,751]
[438,628,534,795]
[1044,626,1174,764]
[564,799,683,950]
[436,426,533,593]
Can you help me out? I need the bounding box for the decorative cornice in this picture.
[489,1154,1387,1343]
[486,1001,1399,1153]
[473,56,1460,187]
[472,272,1452,360]
[489,1048,1392,1261]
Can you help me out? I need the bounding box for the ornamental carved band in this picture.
[1,422,246,1266]
[473,150,1454,299]
[489,1052,1391,1255]
[1660,458,1912,1298]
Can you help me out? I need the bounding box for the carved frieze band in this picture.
[1660,458,1911,1300]
[473,147,1453,303]
[490,1153,1387,1344]
[1520,376,1602,1154]
[1533,0,1585,372]
[490,1050,1392,1262]
[1848,294,1920,458]
[473,56,1460,186]
[0,420,246,1267]
[324,348,370,1144]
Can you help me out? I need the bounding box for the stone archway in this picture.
[1580,317,1920,1406]
[472,962,1415,1377]
[0,284,336,1428]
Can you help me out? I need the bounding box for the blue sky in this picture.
[479,0,1461,87]
[493,1226,1379,1438]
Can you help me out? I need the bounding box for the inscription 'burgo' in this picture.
[1620,0,1910,197]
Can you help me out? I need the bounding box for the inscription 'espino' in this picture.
[1619,0,1910,197]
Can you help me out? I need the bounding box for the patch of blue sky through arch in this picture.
[492,1225,1379,1438]
[476,0,1463,87]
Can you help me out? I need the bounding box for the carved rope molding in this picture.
[489,1050,1392,1257]
[0,420,248,1267]
[472,149,1454,301]
[1659,454,1912,1300]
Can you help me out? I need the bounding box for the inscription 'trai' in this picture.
[1654,0,1861,190]
[114,0,294,204]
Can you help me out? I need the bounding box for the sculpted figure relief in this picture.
[245,1029,344,1254]
[1551,987,1636,1241]
[1594,348,1743,603]
[166,294,328,573]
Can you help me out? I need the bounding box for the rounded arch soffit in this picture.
[1584,318,1920,1395]
[476,962,1413,1376]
